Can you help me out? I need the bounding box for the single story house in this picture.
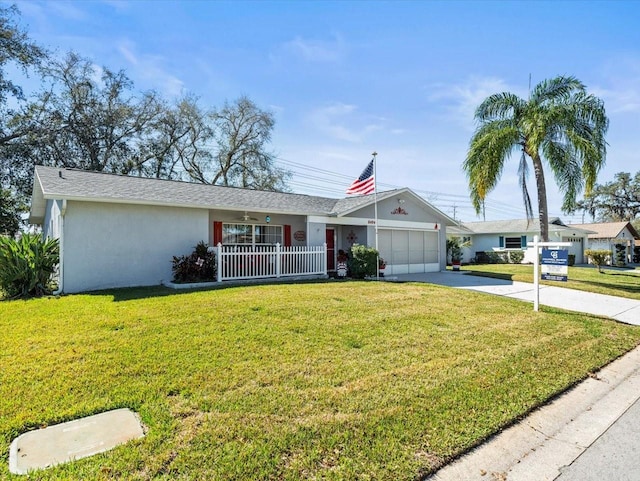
[448,217,592,264]
[29,166,456,293]
[569,222,640,263]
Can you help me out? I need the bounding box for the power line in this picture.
[274,155,549,221]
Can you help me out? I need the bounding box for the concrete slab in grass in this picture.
[9,408,145,475]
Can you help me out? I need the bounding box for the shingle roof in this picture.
[570,222,640,239]
[447,224,474,236]
[462,218,551,234]
[461,217,590,235]
[30,166,337,219]
[30,166,456,225]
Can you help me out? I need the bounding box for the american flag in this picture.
[346,160,375,195]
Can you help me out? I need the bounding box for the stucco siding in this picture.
[469,234,501,254]
[63,201,208,293]
[306,222,326,247]
[43,200,62,240]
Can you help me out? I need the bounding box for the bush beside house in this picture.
[585,249,610,273]
[508,250,524,264]
[348,244,380,279]
[446,238,463,269]
[172,241,216,283]
[475,250,525,264]
[614,243,627,267]
[0,233,59,299]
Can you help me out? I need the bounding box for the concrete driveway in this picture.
[393,271,640,325]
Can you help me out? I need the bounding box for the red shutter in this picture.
[284,225,292,247]
[213,221,223,245]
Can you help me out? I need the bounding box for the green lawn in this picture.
[460,264,640,300]
[2,281,640,480]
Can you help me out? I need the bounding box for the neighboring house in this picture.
[569,222,640,263]
[29,166,456,293]
[448,218,592,264]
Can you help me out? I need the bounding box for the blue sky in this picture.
[10,0,640,222]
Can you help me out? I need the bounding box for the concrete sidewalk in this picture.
[393,271,640,325]
[394,271,640,480]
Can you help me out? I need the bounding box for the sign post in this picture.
[529,235,571,312]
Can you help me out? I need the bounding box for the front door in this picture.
[326,228,335,270]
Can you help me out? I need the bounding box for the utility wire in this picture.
[275,155,572,221]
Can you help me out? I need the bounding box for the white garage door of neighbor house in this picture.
[564,237,584,264]
[379,229,440,275]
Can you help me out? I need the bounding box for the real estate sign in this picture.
[541,248,569,282]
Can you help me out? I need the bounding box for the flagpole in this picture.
[372,151,379,279]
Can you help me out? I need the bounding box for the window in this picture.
[222,224,282,246]
[505,236,523,249]
[222,224,252,244]
[255,225,282,244]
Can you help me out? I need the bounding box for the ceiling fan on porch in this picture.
[237,211,259,222]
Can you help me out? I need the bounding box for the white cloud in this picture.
[46,1,88,20]
[592,55,640,114]
[100,0,132,13]
[116,40,184,98]
[597,88,640,113]
[307,102,385,143]
[427,76,525,130]
[272,33,346,63]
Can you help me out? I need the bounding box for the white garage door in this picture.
[379,229,440,274]
[563,237,584,264]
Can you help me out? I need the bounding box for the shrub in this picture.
[568,254,575,266]
[474,251,490,264]
[585,249,610,273]
[486,251,508,264]
[348,244,379,279]
[172,241,216,283]
[446,237,463,263]
[614,243,626,267]
[509,250,524,264]
[0,233,60,299]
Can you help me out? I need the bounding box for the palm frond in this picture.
[475,92,526,123]
[531,76,585,104]
[465,75,609,223]
[543,139,583,212]
[464,122,521,213]
[544,94,608,193]
[518,151,534,220]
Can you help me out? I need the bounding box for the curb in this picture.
[425,344,640,481]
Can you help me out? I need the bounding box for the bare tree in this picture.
[205,96,289,191]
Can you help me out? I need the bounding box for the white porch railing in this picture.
[216,243,327,282]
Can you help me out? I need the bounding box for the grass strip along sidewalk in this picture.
[2,281,639,480]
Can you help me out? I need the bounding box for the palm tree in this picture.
[463,76,608,241]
